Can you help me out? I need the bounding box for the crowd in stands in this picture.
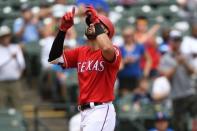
[0,0,197,130]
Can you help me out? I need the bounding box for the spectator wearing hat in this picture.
[159,30,197,131]
[0,26,25,109]
[149,112,173,131]
[13,3,40,43]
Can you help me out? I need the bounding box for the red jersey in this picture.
[62,46,121,104]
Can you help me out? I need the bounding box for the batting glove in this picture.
[59,7,75,32]
[85,5,100,26]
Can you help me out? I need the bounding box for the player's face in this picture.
[86,23,109,37]
[86,24,95,35]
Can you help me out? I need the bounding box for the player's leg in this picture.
[80,103,116,131]
[99,104,116,131]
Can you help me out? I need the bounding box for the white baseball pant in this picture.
[80,102,116,131]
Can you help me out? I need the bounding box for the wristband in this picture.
[94,23,105,37]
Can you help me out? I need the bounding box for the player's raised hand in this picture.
[85,5,100,26]
[59,7,75,32]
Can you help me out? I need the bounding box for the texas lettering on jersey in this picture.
[77,60,104,72]
[63,46,121,104]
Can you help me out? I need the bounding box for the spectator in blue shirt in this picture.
[149,112,174,131]
[13,3,39,43]
[118,27,151,96]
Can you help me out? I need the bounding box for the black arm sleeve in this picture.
[48,30,66,62]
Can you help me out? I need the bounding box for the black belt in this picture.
[78,102,104,111]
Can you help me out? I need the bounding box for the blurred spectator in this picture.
[181,23,197,69]
[159,28,171,55]
[13,3,40,43]
[51,65,78,103]
[0,26,25,109]
[134,16,160,45]
[159,30,197,131]
[51,0,78,46]
[149,112,174,131]
[52,0,75,18]
[118,27,151,95]
[38,2,52,20]
[132,78,152,108]
[39,16,77,102]
[64,27,78,48]
[39,17,56,70]
[152,77,172,117]
[177,0,197,20]
[134,16,160,78]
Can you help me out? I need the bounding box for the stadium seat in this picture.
[0,109,26,131]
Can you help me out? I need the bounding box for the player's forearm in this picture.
[96,34,115,57]
[95,24,115,62]
[48,30,66,63]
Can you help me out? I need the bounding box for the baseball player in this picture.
[48,6,121,131]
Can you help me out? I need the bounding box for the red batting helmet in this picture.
[98,15,115,39]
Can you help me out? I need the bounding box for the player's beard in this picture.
[85,26,97,40]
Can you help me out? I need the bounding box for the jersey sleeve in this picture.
[62,48,79,68]
[104,46,121,68]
